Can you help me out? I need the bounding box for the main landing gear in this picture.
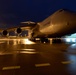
[52,38,62,43]
[29,37,62,43]
[40,38,62,43]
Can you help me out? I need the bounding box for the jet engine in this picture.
[2,30,8,36]
[16,28,22,34]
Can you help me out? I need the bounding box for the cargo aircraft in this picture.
[1,9,76,43]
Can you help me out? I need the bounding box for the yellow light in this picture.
[21,39,35,44]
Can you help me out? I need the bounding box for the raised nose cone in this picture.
[51,8,76,18]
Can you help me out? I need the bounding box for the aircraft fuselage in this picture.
[32,9,76,38]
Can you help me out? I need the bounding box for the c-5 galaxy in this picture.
[1,9,76,43]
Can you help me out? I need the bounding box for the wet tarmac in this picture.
[0,38,76,75]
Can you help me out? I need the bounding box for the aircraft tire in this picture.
[52,38,62,43]
[40,38,49,43]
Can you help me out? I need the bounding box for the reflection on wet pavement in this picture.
[0,38,76,75]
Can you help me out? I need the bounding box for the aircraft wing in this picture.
[6,21,37,32]
[0,21,37,36]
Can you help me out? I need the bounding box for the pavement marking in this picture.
[20,51,37,54]
[35,63,50,67]
[61,61,73,64]
[0,53,14,55]
[19,49,35,51]
[16,49,36,54]
[2,66,20,70]
[0,42,5,43]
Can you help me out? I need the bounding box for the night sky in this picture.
[0,0,76,28]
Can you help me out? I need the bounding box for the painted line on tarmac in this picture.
[20,51,38,54]
[0,53,14,55]
[61,61,73,64]
[20,49,35,51]
[16,49,37,54]
[35,63,50,67]
[0,42,5,44]
[2,66,20,70]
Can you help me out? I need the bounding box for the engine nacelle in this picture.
[16,28,22,34]
[2,30,8,36]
